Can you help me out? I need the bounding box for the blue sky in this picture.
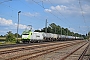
[0,0,90,35]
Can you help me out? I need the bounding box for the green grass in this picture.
[0,37,21,45]
[0,41,17,45]
[0,37,21,40]
[0,42,16,45]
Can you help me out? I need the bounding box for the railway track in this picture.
[0,40,85,60]
[18,41,89,60]
[0,40,80,54]
[31,40,89,60]
[60,42,89,60]
[0,42,65,55]
[78,43,90,60]
[0,41,75,49]
[0,41,77,55]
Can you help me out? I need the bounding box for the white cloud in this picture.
[81,4,90,14]
[14,23,28,29]
[68,28,75,32]
[0,17,28,30]
[26,0,90,15]
[22,12,39,17]
[0,17,13,26]
[51,5,67,11]
[68,28,79,33]
[45,5,72,14]
[44,9,52,12]
[45,5,90,15]
[0,17,34,35]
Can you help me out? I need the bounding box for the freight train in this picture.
[21,29,84,43]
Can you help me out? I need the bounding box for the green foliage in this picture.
[14,33,21,38]
[34,23,83,37]
[86,31,90,39]
[82,35,86,39]
[0,35,6,37]
[88,32,90,36]
[6,31,16,43]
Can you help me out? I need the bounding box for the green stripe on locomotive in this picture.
[22,30,32,40]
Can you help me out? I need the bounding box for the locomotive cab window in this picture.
[31,33,32,35]
[23,34,29,35]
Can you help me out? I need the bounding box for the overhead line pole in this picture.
[32,0,71,27]
[61,27,62,35]
[67,29,68,36]
[17,11,21,43]
[45,19,47,33]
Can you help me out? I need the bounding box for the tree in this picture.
[34,23,85,38]
[87,31,90,39]
[49,23,57,34]
[41,28,45,32]
[34,30,41,32]
[6,31,16,42]
[88,32,90,37]
[14,33,21,38]
[47,26,52,33]
[82,35,86,39]
[0,35,3,37]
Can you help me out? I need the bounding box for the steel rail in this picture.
[5,41,84,60]
[0,41,80,55]
[78,43,90,60]
[60,42,88,60]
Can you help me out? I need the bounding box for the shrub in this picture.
[6,31,16,43]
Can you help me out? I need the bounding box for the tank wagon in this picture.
[21,30,84,43]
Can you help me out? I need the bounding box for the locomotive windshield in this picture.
[22,34,29,35]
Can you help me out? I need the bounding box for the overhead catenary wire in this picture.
[78,0,88,35]
[31,0,61,20]
[20,0,72,30]
[48,0,67,20]
[42,1,45,9]
[48,0,88,35]
[0,0,72,28]
[0,0,17,19]
[19,0,46,28]
[32,0,72,27]
[78,0,86,26]
[0,0,12,4]
[0,0,88,35]
[47,0,75,29]
[32,0,82,36]
[19,0,44,21]
[0,0,39,23]
[0,0,20,19]
[32,0,80,36]
[0,0,47,30]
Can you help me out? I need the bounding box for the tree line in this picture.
[0,32,21,38]
[34,23,88,39]
[0,31,21,43]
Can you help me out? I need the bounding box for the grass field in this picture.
[0,37,6,39]
[0,37,21,45]
[0,37,21,40]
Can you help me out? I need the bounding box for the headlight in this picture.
[22,35,29,38]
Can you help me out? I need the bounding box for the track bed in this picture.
[0,40,89,60]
